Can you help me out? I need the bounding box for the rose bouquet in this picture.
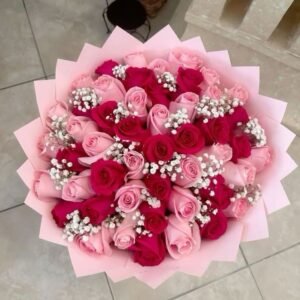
[15,26,296,287]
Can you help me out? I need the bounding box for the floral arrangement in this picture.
[15,27,296,287]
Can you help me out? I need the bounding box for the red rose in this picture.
[90,159,126,195]
[200,211,228,240]
[51,200,81,228]
[129,234,167,266]
[196,117,230,145]
[143,134,174,162]
[123,67,157,91]
[227,106,249,128]
[144,173,172,203]
[147,83,171,107]
[95,59,119,77]
[91,101,117,136]
[176,67,203,94]
[173,124,205,154]
[230,134,251,162]
[139,202,168,234]
[80,195,115,225]
[56,143,87,173]
[115,116,149,143]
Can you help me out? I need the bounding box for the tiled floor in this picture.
[0,0,299,299]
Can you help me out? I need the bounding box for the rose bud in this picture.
[95,59,119,76]
[123,150,145,181]
[200,67,220,86]
[33,171,61,200]
[165,215,201,259]
[62,170,94,202]
[115,180,145,213]
[223,198,251,219]
[230,134,252,162]
[147,104,170,135]
[148,58,170,75]
[204,85,222,99]
[227,84,249,105]
[198,144,233,163]
[66,115,98,142]
[124,52,147,67]
[227,106,249,128]
[71,74,93,89]
[38,131,60,158]
[176,67,203,95]
[123,87,148,120]
[168,186,200,222]
[200,211,228,240]
[46,101,69,127]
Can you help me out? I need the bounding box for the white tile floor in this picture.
[0,0,299,299]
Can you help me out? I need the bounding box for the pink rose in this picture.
[148,58,170,75]
[66,115,98,142]
[123,150,145,180]
[168,186,200,222]
[62,170,94,202]
[169,92,199,121]
[224,198,251,218]
[46,102,69,127]
[165,215,200,259]
[113,213,136,249]
[222,161,256,186]
[199,144,233,163]
[227,84,249,104]
[147,104,169,135]
[33,171,61,200]
[72,74,93,89]
[123,87,148,120]
[168,47,203,72]
[93,75,126,103]
[204,85,222,99]
[124,52,147,67]
[200,67,220,85]
[175,155,202,188]
[76,225,113,256]
[115,180,145,213]
[239,146,271,173]
[79,132,114,166]
[38,131,61,158]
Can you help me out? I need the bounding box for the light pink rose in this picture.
[228,84,249,104]
[200,67,220,86]
[148,58,170,75]
[239,146,271,173]
[124,52,147,67]
[46,102,69,127]
[66,115,98,142]
[38,131,61,158]
[224,198,251,218]
[165,215,201,259]
[168,47,203,72]
[123,151,145,181]
[79,132,114,166]
[222,161,256,186]
[76,225,114,256]
[115,180,145,213]
[147,104,169,135]
[204,85,222,99]
[175,155,202,188]
[62,170,94,202]
[123,87,148,119]
[170,92,199,121]
[93,75,126,102]
[168,186,200,222]
[113,213,136,249]
[33,171,61,200]
[198,144,233,163]
[72,74,93,89]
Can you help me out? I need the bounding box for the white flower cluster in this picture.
[195,199,218,227]
[243,118,267,147]
[141,188,161,208]
[104,210,126,229]
[112,64,128,80]
[165,108,190,134]
[157,72,177,92]
[132,211,152,237]
[230,184,262,205]
[49,158,75,190]
[69,87,99,112]
[63,210,100,242]
[112,102,131,123]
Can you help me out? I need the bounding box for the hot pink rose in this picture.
[169,47,203,72]
[147,104,169,135]
[148,58,170,75]
[239,146,271,173]
[175,155,202,188]
[200,67,220,86]
[79,131,114,165]
[66,115,98,142]
[198,144,233,163]
[224,198,251,218]
[222,161,256,186]
[165,215,201,259]
[113,213,136,249]
[71,74,93,89]
[228,84,249,104]
[204,85,222,99]
[115,180,145,213]
[62,170,94,202]
[93,75,126,102]
[33,171,61,200]
[170,92,199,121]
[46,102,69,127]
[168,186,200,222]
[123,87,148,120]
[124,52,147,67]
[123,150,145,181]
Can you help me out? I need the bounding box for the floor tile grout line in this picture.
[0,203,24,214]
[247,266,265,300]
[105,274,116,300]
[22,0,47,78]
[239,246,249,265]
[0,76,46,91]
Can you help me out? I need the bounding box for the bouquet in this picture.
[15,26,297,287]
